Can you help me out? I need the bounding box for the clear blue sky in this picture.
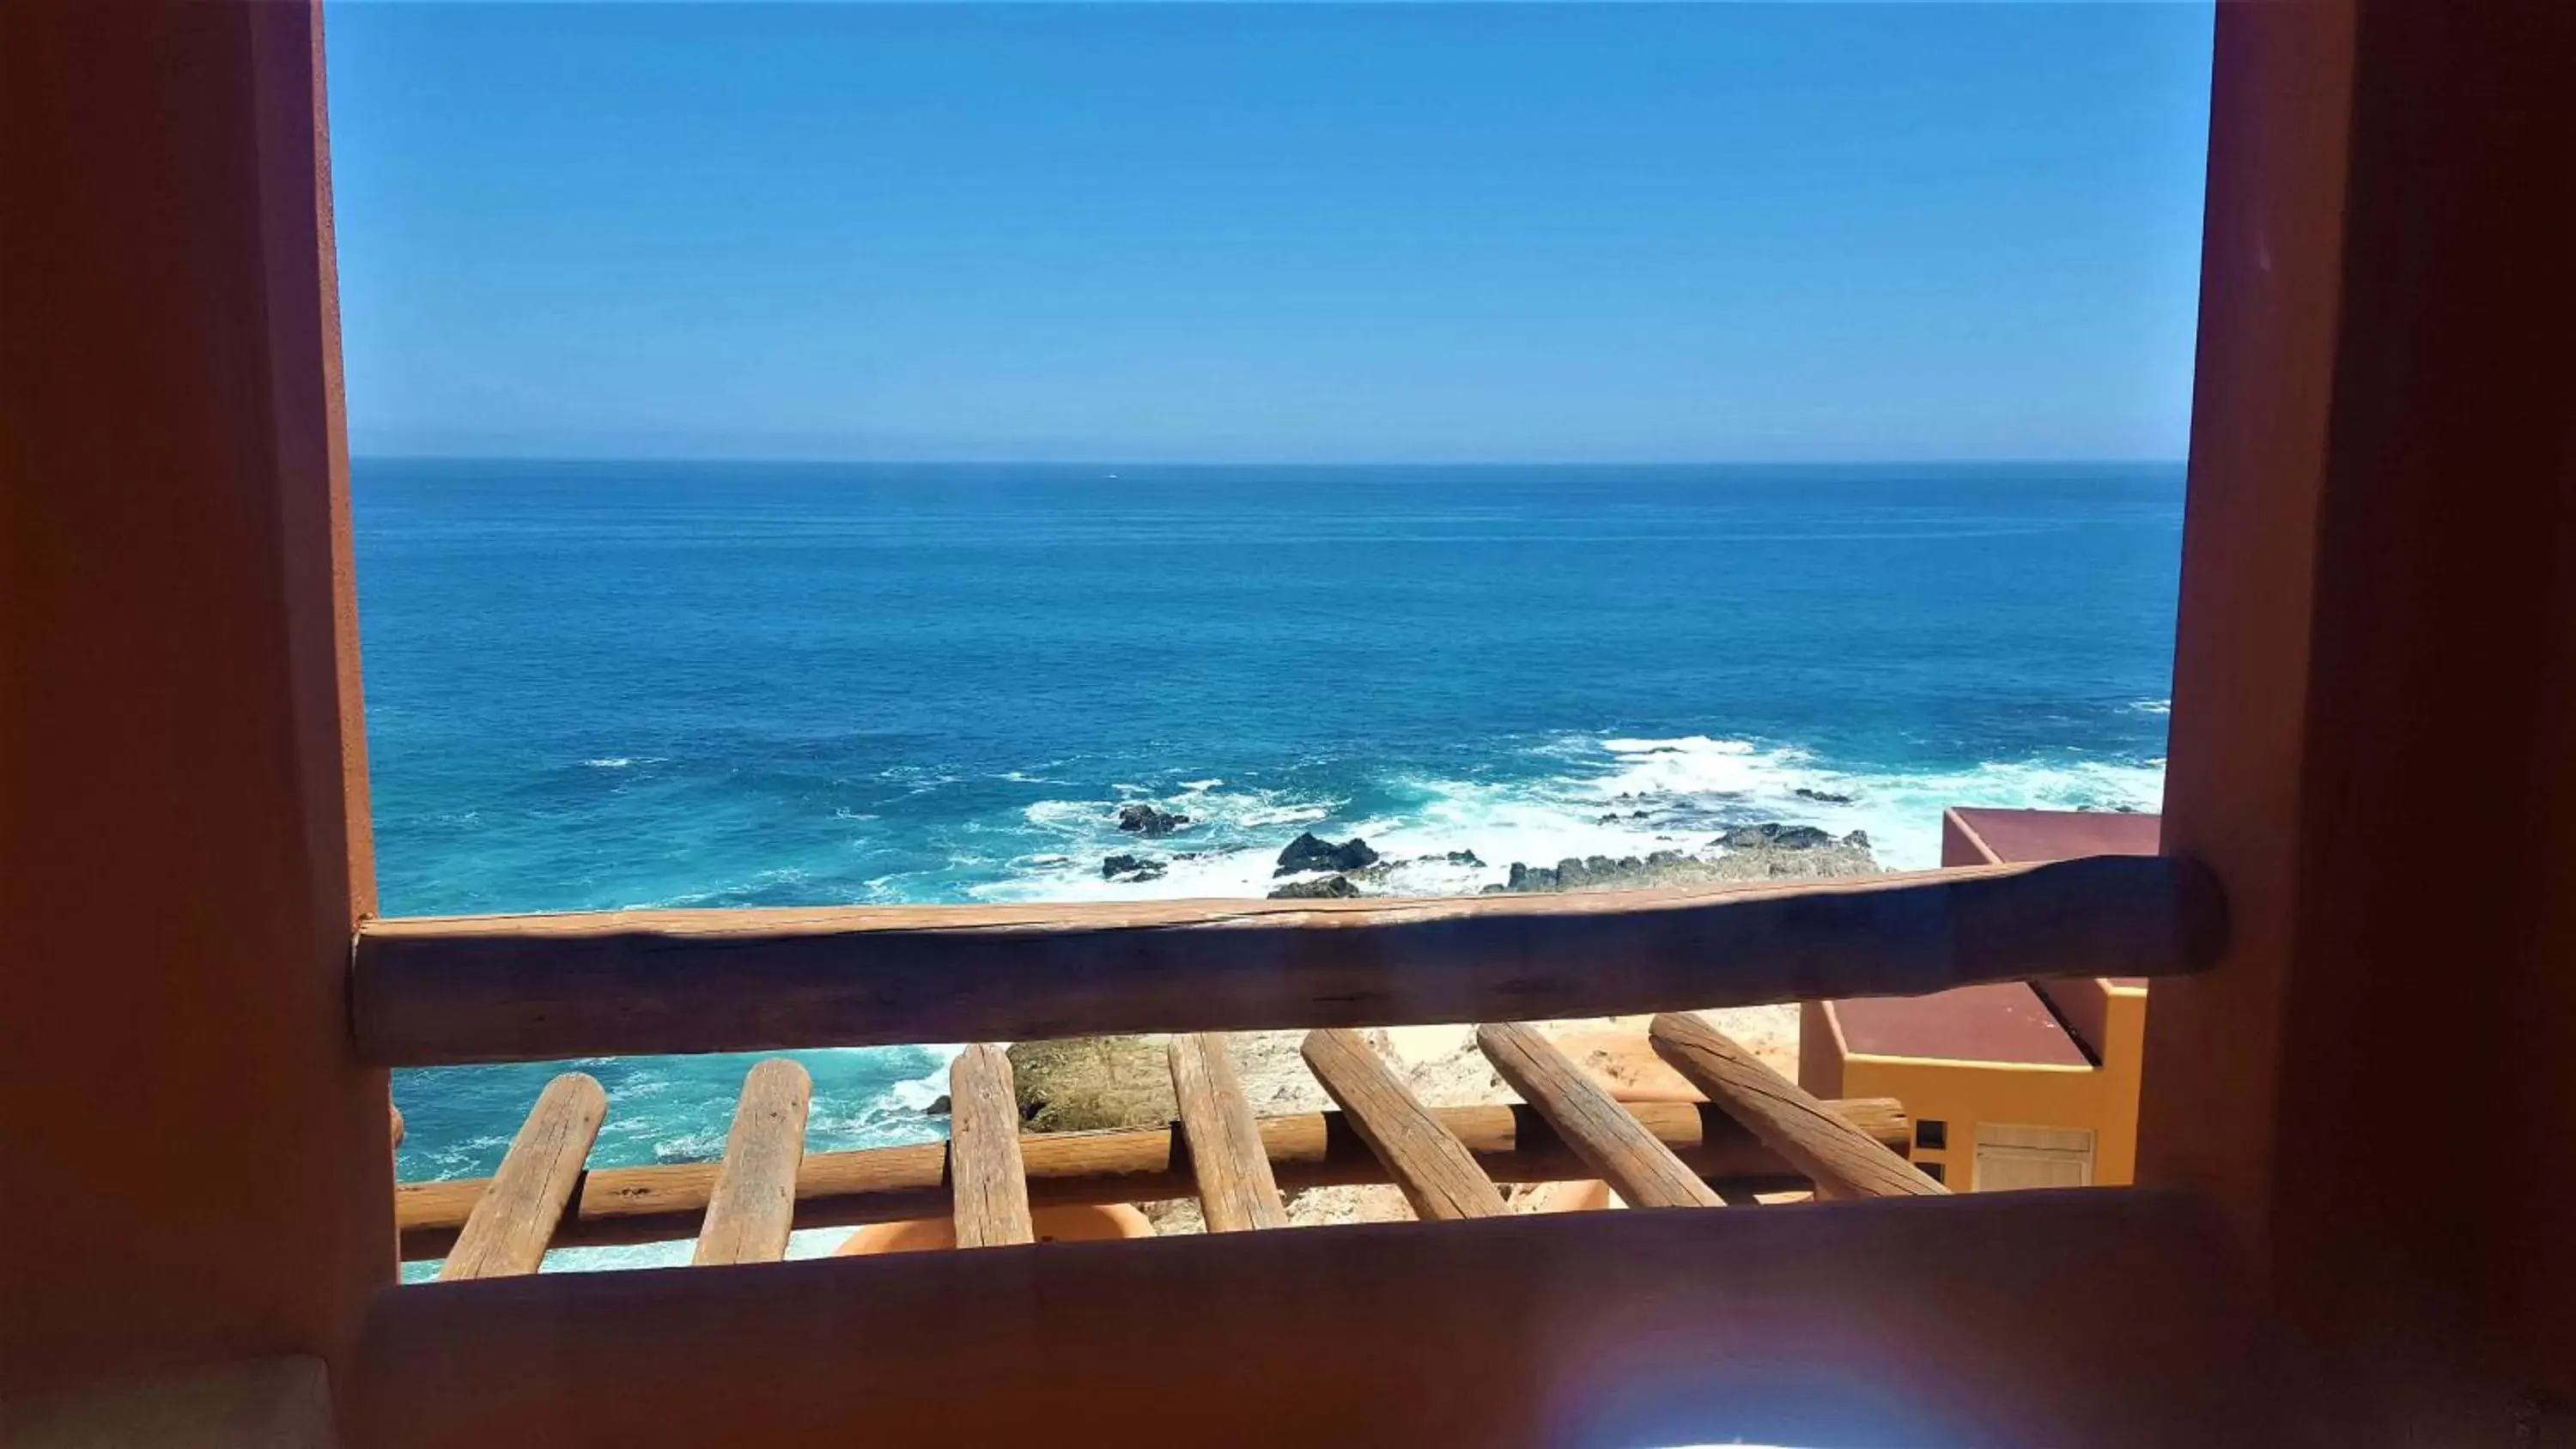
[325,3,2215,463]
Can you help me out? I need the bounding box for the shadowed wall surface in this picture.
[2,0,389,1395]
[2145,0,2576,1439]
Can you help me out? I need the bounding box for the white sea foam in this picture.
[990,788,1335,903]
[583,756,633,769]
[979,731,2166,907]
[1237,802,1333,828]
[884,1064,954,1113]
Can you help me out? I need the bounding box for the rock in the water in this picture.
[1712,822,1836,851]
[1443,849,1485,867]
[1101,852,1167,882]
[1274,831,1380,876]
[1116,802,1192,837]
[1268,875,1360,900]
[1841,829,1871,849]
[922,1094,951,1115]
[1795,787,1856,805]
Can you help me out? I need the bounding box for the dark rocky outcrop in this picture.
[922,1094,951,1115]
[1117,803,1191,837]
[1275,832,1380,876]
[1795,787,1855,805]
[1268,875,1361,900]
[1443,849,1485,867]
[1101,852,1166,882]
[1485,830,1880,895]
[1711,822,1836,851]
[1500,851,1692,893]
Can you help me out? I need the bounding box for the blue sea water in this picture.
[361,459,2180,1270]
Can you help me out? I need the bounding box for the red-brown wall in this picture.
[2,0,390,1396]
[2144,0,2576,1438]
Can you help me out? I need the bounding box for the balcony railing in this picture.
[383,855,2223,1275]
[355,855,2221,1064]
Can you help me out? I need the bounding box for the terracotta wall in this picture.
[2143,0,2576,1435]
[2,0,390,1396]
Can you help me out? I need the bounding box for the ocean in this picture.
[361,458,2180,1271]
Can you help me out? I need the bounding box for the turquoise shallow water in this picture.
[360,459,2179,1270]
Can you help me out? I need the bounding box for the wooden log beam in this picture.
[397,1096,1908,1260]
[1475,1022,1722,1210]
[1651,1012,1947,1199]
[350,857,2225,1064]
[692,1058,811,1266]
[947,1045,1032,1248]
[1168,1034,1288,1231]
[1300,1030,1508,1220]
[438,1073,607,1281]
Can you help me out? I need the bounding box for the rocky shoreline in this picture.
[1091,800,1878,902]
[1485,823,1874,894]
[1257,820,1871,901]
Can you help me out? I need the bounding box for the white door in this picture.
[1971,1123,2095,1191]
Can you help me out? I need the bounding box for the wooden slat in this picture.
[947,1044,1032,1248]
[1651,1011,1949,1199]
[351,856,2226,1064]
[397,1096,1909,1259]
[1474,1022,1722,1210]
[1167,1034,1288,1231]
[1298,1029,1506,1220]
[437,1072,606,1280]
[692,1058,811,1266]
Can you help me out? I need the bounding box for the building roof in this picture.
[1949,807,2162,865]
[1832,981,2091,1066]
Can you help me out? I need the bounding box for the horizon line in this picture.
[349,452,2190,469]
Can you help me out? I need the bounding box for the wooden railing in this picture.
[383,855,2223,1274]
[355,856,2222,1065]
[397,1077,1914,1260]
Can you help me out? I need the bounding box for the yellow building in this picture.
[1801,808,2158,1190]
